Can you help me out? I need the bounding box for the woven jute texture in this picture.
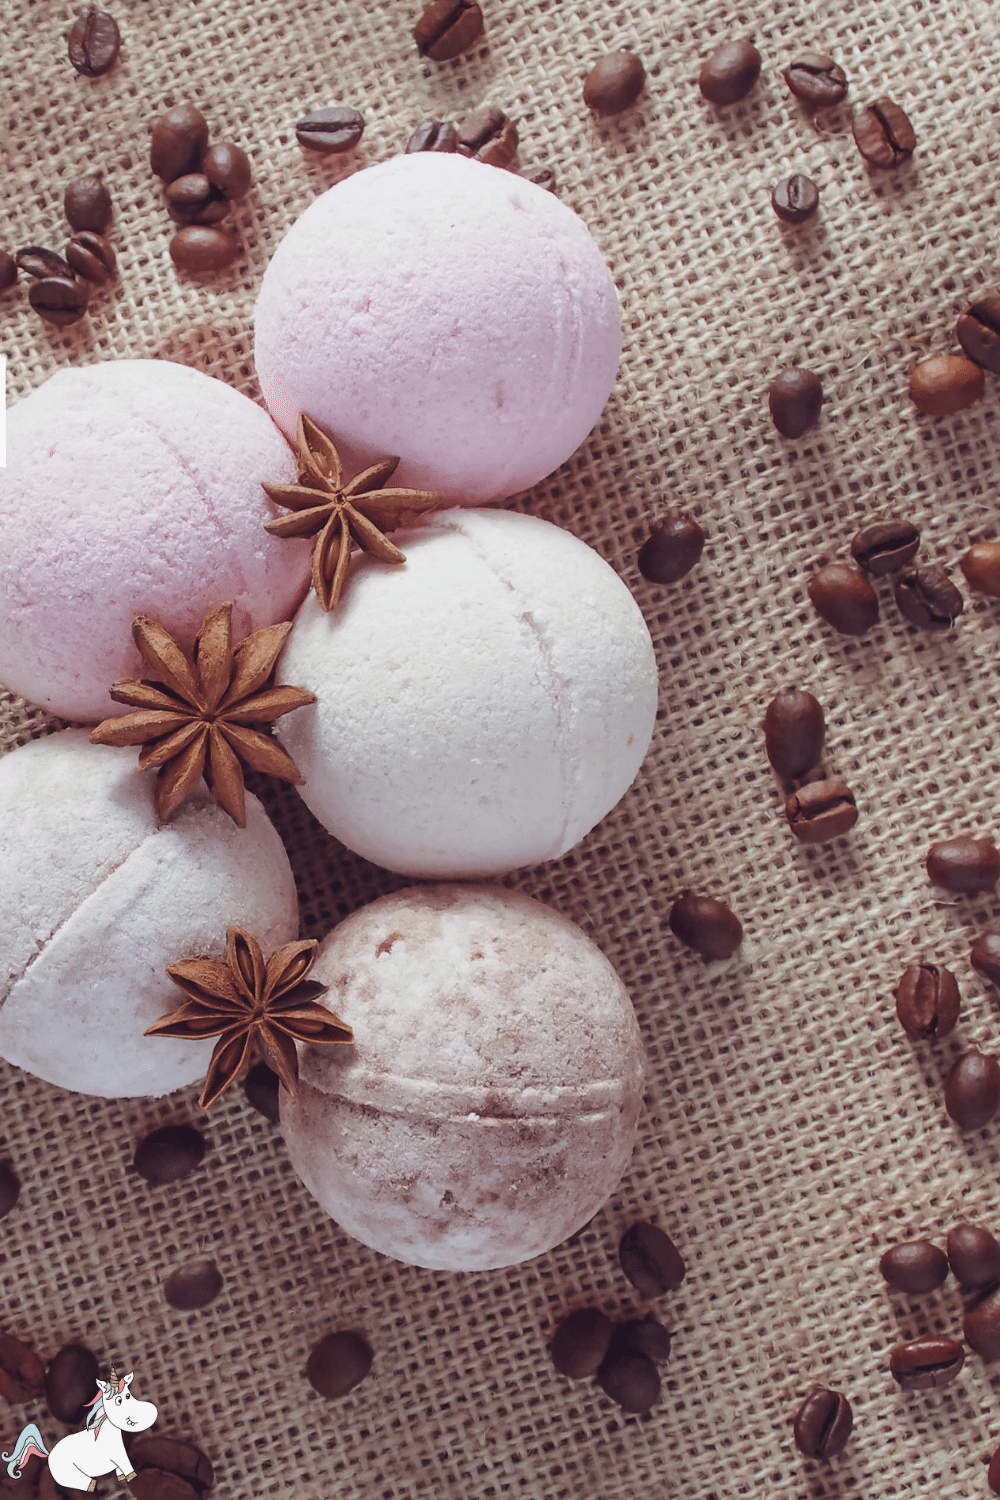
[2,0,1000,1495]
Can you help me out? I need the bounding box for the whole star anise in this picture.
[147,926,352,1109]
[89,602,316,827]
[262,412,446,612]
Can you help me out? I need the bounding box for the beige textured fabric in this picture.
[2,0,999,1494]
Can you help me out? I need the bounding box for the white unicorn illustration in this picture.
[2,1366,157,1492]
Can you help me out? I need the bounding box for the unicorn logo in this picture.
[2,1365,157,1492]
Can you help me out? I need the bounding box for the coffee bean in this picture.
[771,175,819,225]
[0,1333,44,1404]
[608,1317,672,1365]
[879,1239,949,1293]
[964,1283,1000,1359]
[783,53,848,109]
[130,1469,199,1500]
[956,294,1000,375]
[889,1335,964,1390]
[583,52,646,116]
[763,688,825,779]
[520,165,556,192]
[45,1344,98,1424]
[792,1387,853,1459]
[669,891,742,961]
[67,11,120,77]
[807,563,879,636]
[852,98,916,168]
[618,1222,685,1298]
[413,0,484,62]
[201,143,252,200]
[550,1308,613,1377]
[960,541,1000,598]
[596,1350,660,1412]
[405,120,458,154]
[66,230,116,283]
[164,174,230,226]
[64,176,112,232]
[16,247,74,280]
[698,39,761,106]
[894,565,964,631]
[243,1060,280,1123]
[947,1223,1000,1289]
[909,354,984,416]
[28,276,89,327]
[150,105,209,182]
[131,1436,214,1493]
[945,1049,1000,1131]
[850,517,920,576]
[169,226,238,272]
[167,196,230,227]
[305,1331,373,1398]
[768,368,823,438]
[971,932,1000,986]
[457,106,518,168]
[926,836,999,894]
[894,964,960,1042]
[785,778,858,844]
[295,105,365,154]
[133,1124,207,1185]
[638,513,705,584]
[164,1259,223,1311]
[0,253,16,293]
[0,1162,20,1219]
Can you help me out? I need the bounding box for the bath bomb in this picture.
[253,153,621,504]
[275,508,658,878]
[280,884,646,1271]
[0,730,298,1098]
[0,360,311,722]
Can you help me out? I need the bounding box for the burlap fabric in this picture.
[1,0,999,1494]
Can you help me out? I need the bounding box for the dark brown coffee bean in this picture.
[457,106,518,168]
[16,247,74,280]
[166,196,231,227]
[618,1222,685,1298]
[550,1308,613,1377]
[0,252,16,293]
[520,165,556,193]
[783,53,848,109]
[295,105,365,154]
[946,1049,1000,1130]
[889,1335,964,1390]
[65,230,116,283]
[0,1162,20,1219]
[850,517,920,576]
[909,353,984,416]
[926,835,999,894]
[852,98,916,168]
[596,1350,660,1412]
[768,367,823,438]
[67,11,120,77]
[164,1259,223,1311]
[965,1283,1000,1359]
[63,176,112,233]
[961,542,1000,598]
[583,52,646,116]
[698,39,761,106]
[785,778,858,844]
[169,226,238,272]
[406,120,458,154]
[894,964,960,1042]
[957,294,1000,375]
[305,1331,373,1397]
[771,175,819,225]
[807,563,879,636]
[131,1435,214,1492]
[243,1060,280,1122]
[607,1317,672,1365]
[947,1224,1000,1289]
[879,1239,949,1293]
[0,1333,44,1404]
[638,513,705,584]
[792,1387,853,1459]
[201,143,252,200]
[164,174,229,226]
[150,105,209,182]
[130,1470,199,1500]
[28,276,89,326]
[414,0,484,62]
[763,688,825,779]
[133,1124,207,1185]
[45,1343,98,1424]
[894,565,964,631]
[971,932,1000,986]
[669,892,742,961]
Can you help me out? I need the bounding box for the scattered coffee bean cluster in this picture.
[0,177,118,328]
[763,687,860,846]
[149,104,252,273]
[909,292,1000,418]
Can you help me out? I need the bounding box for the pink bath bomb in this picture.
[280,884,646,1270]
[0,360,311,722]
[253,153,621,504]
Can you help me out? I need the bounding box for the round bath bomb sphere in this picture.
[0,730,298,1098]
[253,153,621,504]
[276,508,658,878]
[280,884,646,1270]
[0,360,311,722]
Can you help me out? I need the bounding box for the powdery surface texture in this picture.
[280,883,646,1271]
[253,152,622,504]
[0,730,298,1098]
[275,508,657,877]
[0,360,310,722]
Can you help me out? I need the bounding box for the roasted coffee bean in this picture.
[618,1222,685,1297]
[131,1435,214,1493]
[638,513,705,584]
[792,1387,853,1459]
[769,368,823,438]
[305,1331,373,1397]
[133,1123,207,1185]
[0,1333,45,1404]
[65,230,116,283]
[669,892,742,960]
[850,517,920,576]
[150,105,209,182]
[0,1162,20,1219]
[583,51,646,116]
[596,1349,660,1412]
[763,688,825,779]
[167,196,230,227]
[169,225,238,272]
[945,1049,1000,1130]
[971,932,1000,986]
[807,563,879,636]
[889,1335,964,1390]
[608,1317,672,1365]
[894,565,964,631]
[961,541,1000,598]
[413,0,484,62]
[28,276,88,327]
[164,174,230,225]
[783,53,848,109]
[894,964,960,1042]
[926,836,999,894]
[129,1469,199,1500]
[164,1259,223,1311]
[956,294,1000,375]
[67,10,120,77]
[879,1239,949,1293]
[201,143,252,200]
[520,165,556,192]
[550,1308,613,1377]
[457,105,518,168]
[63,175,112,232]
[295,105,365,154]
[405,120,458,154]
[45,1343,98,1424]
[698,39,761,106]
[243,1060,280,1123]
[947,1223,1000,1289]
[16,247,74,280]
[964,1283,1000,1359]
[0,253,16,293]
[909,353,984,416]
[852,98,916,168]
[771,175,819,225]
[785,777,857,844]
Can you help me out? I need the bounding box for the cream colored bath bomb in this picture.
[280,884,646,1271]
[0,360,311,722]
[276,508,657,878]
[0,730,298,1098]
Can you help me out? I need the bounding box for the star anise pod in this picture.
[89,602,316,827]
[147,926,353,1109]
[262,412,446,612]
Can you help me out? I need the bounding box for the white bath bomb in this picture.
[280,884,646,1270]
[0,360,311,722]
[276,508,657,878]
[253,153,621,504]
[0,730,298,1099]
